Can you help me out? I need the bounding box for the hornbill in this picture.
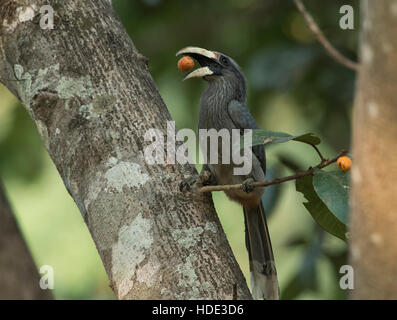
[177,47,279,300]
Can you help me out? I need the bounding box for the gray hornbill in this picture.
[177,47,279,300]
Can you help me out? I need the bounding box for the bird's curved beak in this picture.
[176,46,221,81]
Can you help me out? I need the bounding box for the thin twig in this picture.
[293,0,359,71]
[311,144,324,162]
[199,151,347,193]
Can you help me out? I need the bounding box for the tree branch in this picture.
[199,151,347,193]
[0,0,251,300]
[293,0,359,71]
[350,1,397,299]
[0,180,53,299]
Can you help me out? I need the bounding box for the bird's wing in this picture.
[228,99,266,174]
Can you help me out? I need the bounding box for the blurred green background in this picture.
[0,0,358,299]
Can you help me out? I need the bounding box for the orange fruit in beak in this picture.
[178,56,195,72]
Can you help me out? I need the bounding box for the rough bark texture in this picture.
[0,0,251,299]
[0,182,52,299]
[350,0,397,299]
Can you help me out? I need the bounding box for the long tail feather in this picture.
[243,201,279,300]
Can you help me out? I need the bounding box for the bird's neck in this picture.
[199,79,245,130]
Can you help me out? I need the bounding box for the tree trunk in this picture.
[350,0,397,299]
[0,0,251,299]
[0,182,52,299]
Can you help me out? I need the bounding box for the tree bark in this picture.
[0,0,251,299]
[350,0,397,299]
[0,182,52,299]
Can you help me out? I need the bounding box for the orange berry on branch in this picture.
[177,56,195,72]
[337,155,352,172]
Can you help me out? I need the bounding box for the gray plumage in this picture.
[179,47,279,299]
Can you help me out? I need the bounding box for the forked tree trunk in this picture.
[0,182,52,299]
[0,0,251,299]
[350,0,397,299]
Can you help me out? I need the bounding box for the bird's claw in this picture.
[198,170,212,186]
[179,176,198,193]
[242,178,255,193]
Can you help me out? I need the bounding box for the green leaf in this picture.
[242,130,321,149]
[293,133,321,145]
[313,170,349,225]
[296,174,347,241]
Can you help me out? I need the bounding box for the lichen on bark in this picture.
[0,0,251,299]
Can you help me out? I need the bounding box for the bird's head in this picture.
[176,46,246,101]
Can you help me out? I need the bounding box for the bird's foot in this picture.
[179,175,199,192]
[179,169,215,193]
[198,169,213,186]
[242,177,255,193]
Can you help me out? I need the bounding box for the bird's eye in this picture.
[221,56,229,66]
